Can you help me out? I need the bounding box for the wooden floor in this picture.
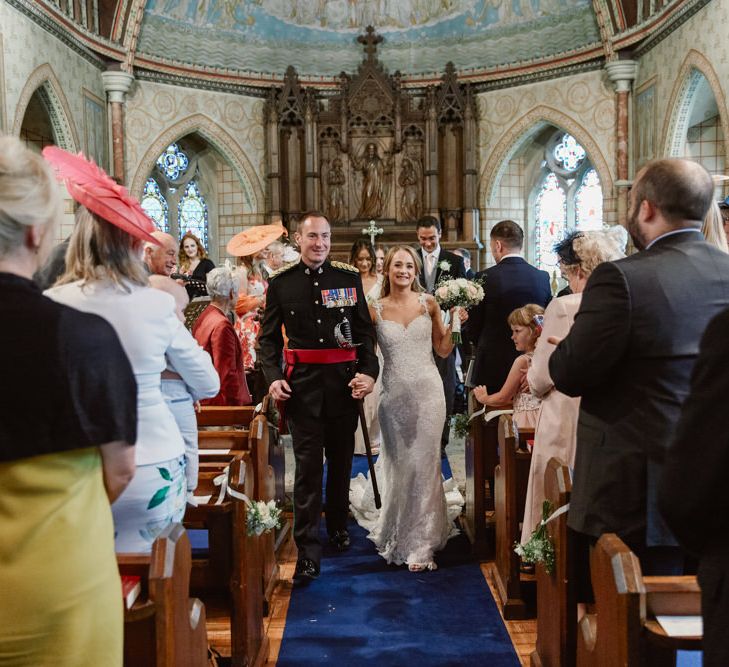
[262,525,537,666]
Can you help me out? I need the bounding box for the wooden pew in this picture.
[195,404,282,604]
[463,391,499,559]
[185,455,269,667]
[577,533,701,667]
[531,457,575,667]
[492,414,535,619]
[117,523,208,667]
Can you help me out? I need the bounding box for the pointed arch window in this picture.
[178,181,209,250]
[140,178,169,233]
[156,143,189,181]
[575,168,603,231]
[535,173,567,269]
[552,134,587,173]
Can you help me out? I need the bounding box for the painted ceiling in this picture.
[137,0,601,79]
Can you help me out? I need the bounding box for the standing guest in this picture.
[44,146,219,553]
[259,211,378,583]
[659,307,729,667]
[349,239,384,455]
[454,247,476,279]
[374,243,387,275]
[520,229,625,544]
[415,216,466,457]
[702,201,729,253]
[193,265,252,407]
[149,274,219,495]
[262,240,286,278]
[0,137,136,667]
[144,230,179,276]
[179,231,215,298]
[468,220,552,392]
[473,304,544,430]
[549,158,729,577]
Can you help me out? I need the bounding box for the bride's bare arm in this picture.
[428,295,455,358]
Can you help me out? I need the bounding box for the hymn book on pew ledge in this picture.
[655,615,703,638]
[121,575,141,609]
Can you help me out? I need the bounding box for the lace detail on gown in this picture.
[350,294,464,566]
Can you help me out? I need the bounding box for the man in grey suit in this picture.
[549,158,729,577]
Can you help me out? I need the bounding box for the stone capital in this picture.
[605,60,638,93]
[101,71,135,104]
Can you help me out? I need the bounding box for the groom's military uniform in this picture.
[259,259,378,568]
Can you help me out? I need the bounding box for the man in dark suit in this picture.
[468,220,552,392]
[259,212,378,582]
[549,158,729,577]
[454,248,476,280]
[416,216,466,456]
[659,307,729,667]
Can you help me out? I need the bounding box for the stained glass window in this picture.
[178,181,208,249]
[553,134,587,173]
[535,172,566,269]
[156,143,189,180]
[140,178,169,233]
[575,169,603,230]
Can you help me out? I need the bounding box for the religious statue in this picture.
[351,142,390,219]
[398,155,422,222]
[326,158,346,223]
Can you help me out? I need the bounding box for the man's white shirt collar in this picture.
[424,246,441,261]
[499,252,523,261]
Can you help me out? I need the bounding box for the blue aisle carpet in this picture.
[277,456,520,667]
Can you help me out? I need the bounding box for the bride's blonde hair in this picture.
[380,245,425,297]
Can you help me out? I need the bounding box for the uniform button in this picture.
[315,300,319,304]
[290,310,295,315]
[317,319,321,324]
[319,338,324,343]
[314,282,319,286]
[340,308,344,313]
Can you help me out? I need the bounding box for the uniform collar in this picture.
[299,259,327,275]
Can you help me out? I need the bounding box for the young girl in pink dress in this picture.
[472,303,544,430]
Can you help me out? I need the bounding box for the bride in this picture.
[350,245,466,572]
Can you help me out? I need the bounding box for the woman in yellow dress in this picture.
[0,137,137,666]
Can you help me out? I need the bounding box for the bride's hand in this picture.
[349,373,375,399]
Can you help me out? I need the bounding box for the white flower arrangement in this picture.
[514,501,556,574]
[434,277,485,343]
[246,499,282,537]
[438,259,451,272]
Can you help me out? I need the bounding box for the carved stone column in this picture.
[304,90,320,210]
[101,70,134,183]
[462,86,479,244]
[605,60,638,226]
[265,89,282,223]
[424,87,439,218]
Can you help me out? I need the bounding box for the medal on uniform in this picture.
[321,287,357,308]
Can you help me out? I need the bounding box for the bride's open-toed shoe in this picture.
[408,561,438,572]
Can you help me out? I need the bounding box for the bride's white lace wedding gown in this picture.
[350,294,464,567]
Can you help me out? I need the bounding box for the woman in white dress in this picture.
[350,245,465,572]
[350,240,383,455]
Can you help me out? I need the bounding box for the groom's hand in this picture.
[349,373,375,399]
[269,379,292,401]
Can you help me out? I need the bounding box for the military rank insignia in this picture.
[321,287,357,308]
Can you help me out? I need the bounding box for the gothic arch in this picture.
[662,50,729,159]
[480,105,613,209]
[12,64,80,151]
[130,114,265,214]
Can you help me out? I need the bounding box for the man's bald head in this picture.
[633,159,714,226]
[144,231,178,276]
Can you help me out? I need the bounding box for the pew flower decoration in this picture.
[247,500,282,537]
[434,277,484,344]
[514,500,556,575]
[451,412,470,439]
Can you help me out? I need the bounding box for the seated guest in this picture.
[520,229,625,544]
[44,146,218,553]
[179,231,215,298]
[0,137,136,665]
[473,303,544,430]
[149,275,218,494]
[194,266,253,406]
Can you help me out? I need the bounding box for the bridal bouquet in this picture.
[434,278,484,344]
[246,499,282,537]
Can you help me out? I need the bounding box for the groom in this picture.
[259,211,379,583]
[416,216,466,456]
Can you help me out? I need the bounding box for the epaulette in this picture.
[267,261,297,280]
[330,260,359,274]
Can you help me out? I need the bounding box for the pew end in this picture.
[117,523,208,667]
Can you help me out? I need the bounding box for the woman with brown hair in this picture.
[179,230,215,297]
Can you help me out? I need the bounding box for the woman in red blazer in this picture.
[193,266,252,406]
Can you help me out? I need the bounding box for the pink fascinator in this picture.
[42,146,160,245]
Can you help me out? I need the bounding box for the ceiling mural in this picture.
[138,0,600,79]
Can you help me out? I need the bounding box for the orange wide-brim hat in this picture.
[42,146,160,245]
[227,223,286,257]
